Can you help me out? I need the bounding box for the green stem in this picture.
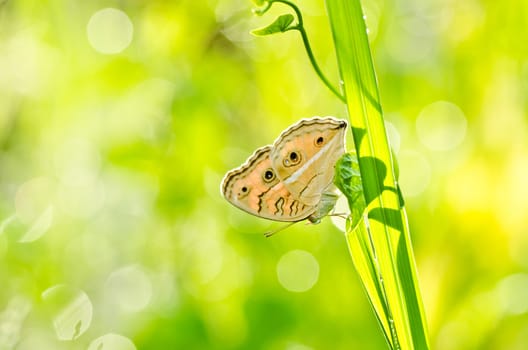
[272,0,346,103]
[296,24,346,103]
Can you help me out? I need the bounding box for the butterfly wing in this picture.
[221,146,316,222]
[270,117,347,206]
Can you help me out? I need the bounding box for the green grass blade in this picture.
[346,214,393,347]
[325,0,430,349]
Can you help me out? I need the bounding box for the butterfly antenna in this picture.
[328,212,349,220]
[264,222,297,238]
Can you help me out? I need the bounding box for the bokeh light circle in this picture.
[497,273,528,315]
[416,101,467,151]
[86,8,133,54]
[105,265,153,312]
[14,177,56,242]
[277,250,319,293]
[87,333,136,350]
[41,284,93,340]
[398,150,431,197]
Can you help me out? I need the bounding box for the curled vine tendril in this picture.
[252,0,346,103]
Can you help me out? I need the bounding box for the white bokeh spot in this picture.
[41,284,93,340]
[105,265,153,313]
[496,273,528,315]
[87,8,133,54]
[416,101,467,151]
[277,250,319,293]
[87,333,136,350]
[14,177,56,242]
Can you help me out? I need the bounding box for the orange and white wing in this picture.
[221,146,315,222]
[270,117,347,206]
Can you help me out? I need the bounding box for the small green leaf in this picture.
[334,152,366,227]
[251,14,295,36]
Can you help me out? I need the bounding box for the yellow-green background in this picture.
[1,0,527,349]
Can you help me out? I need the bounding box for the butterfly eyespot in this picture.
[315,136,324,146]
[238,185,250,198]
[263,169,275,182]
[284,151,301,167]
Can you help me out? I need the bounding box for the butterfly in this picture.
[221,117,347,230]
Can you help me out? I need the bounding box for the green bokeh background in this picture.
[1,0,527,349]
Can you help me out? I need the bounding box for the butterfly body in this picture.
[221,117,347,223]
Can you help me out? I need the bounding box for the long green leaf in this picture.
[325,0,430,348]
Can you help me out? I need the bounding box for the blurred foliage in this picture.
[0,0,527,349]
